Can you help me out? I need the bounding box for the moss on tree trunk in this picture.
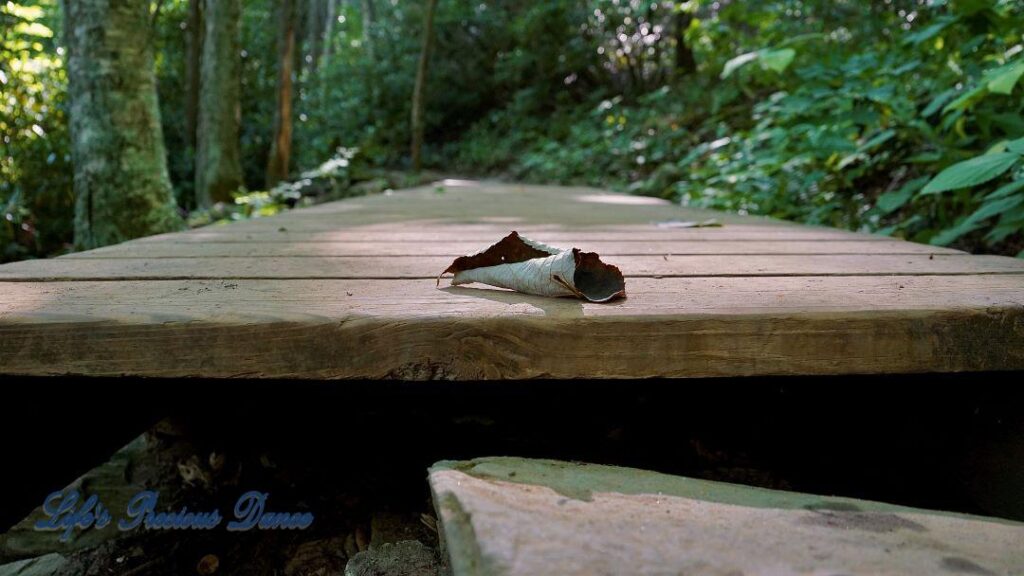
[64,0,183,250]
[195,0,244,207]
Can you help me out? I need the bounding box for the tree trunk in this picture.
[266,0,297,188]
[410,0,438,172]
[361,0,376,64]
[196,0,244,207]
[307,0,322,72]
[674,10,696,76]
[183,0,203,209]
[184,0,202,150]
[320,0,338,71]
[361,0,377,121]
[63,0,182,250]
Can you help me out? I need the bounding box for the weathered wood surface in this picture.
[430,457,1024,576]
[2,181,1024,379]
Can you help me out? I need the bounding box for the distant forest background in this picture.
[2,0,1023,261]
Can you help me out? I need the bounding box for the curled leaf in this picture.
[439,232,626,303]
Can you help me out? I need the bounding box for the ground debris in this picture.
[344,541,445,576]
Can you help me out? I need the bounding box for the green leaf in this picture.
[859,129,896,152]
[721,51,759,79]
[985,212,1024,243]
[942,84,988,114]
[760,49,796,73]
[930,222,983,246]
[984,179,1024,200]
[933,194,1024,245]
[921,153,1019,194]
[1006,137,1024,155]
[902,18,954,45]
[876,176,928,214]
[987,61,1024,95]
[921,89,956,117]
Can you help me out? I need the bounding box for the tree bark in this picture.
[674,10,696,76]
[184,0,202,151]
[266,0,297,188]
[304,0,325,72]
[63,0,182,250]
[410,0,438,172]
[320,0,338,71]
[196,0,244,207]
[361,0,376,64]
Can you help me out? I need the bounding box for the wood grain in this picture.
[62,240,963,258]
[1,180,1023,379]
[1,277,1023,378]
[430,458,1024,576]
[4,254,1022,281]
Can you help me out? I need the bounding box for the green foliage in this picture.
[921,152,1020,194]
[4,0,1024,261]
[0,0,72,262]
[447,0,1024,255]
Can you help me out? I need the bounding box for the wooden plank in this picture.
[128,226,885,244]
[429,458,1024,576]
[62,239,963,258]
[2,277,1024,378]
[2,254,1022,281]
[3,275,1023,316]
[3,180,1024,379]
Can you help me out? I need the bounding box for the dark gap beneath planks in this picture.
[2,372,1021,535]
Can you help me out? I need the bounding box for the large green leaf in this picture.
[932,195,1024,245]
[921,153,1020,194]
[987,61,1024,95]
[760,49,795,73]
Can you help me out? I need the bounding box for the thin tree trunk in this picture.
[196,0,244,207]
[674,10,696,76]
[266,0,297,188]
[320,0,337,71]
[294,0,308,78]
[183,0,202,208]
[361,0,375,64]
[63,0,182,249]
[361,0,377,121]
[410,0,438,172]
[304,0,324,72]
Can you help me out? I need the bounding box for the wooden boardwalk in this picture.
[2,180,1024,379]
[430,458,1024,576]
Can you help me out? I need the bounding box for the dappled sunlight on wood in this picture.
[575,193,671,206]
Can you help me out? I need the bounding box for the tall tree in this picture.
[410,0,438,171]
[320,0,338,72]
[360,0,376,64]
[361,0,378,120]
[674,8,696,77]
[304,0,325,72]
[196,0,244,207]
[266,0,297,188]
[63,0,182,249]
[184,0,202,151]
